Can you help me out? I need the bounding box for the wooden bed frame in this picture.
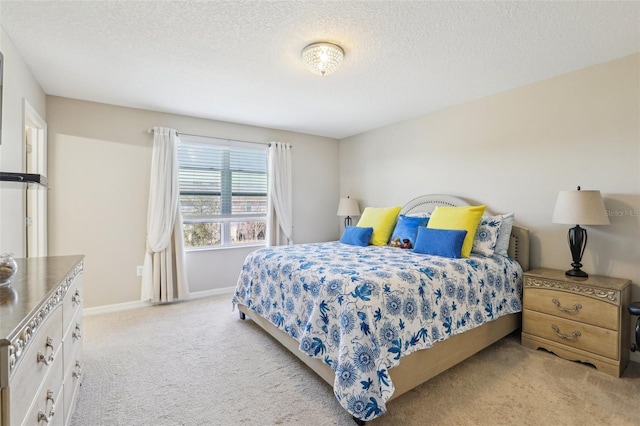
[237,195,530,421]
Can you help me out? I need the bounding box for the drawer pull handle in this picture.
[73,360,83,379]
[552,298,582,314]
[37,337,55,365]
[551,324,581,341]
[72,323,82,340]
[72,290,82,306]
[37,389,56,423]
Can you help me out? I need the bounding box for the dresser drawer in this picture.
[62,273,83,335]
[24,372,64,426]
[63,355,83,421]
[63,309,83,372]
[9,306,63,423]
[11,334,63,425]
[524,287,618,330]
[523,310,618,360]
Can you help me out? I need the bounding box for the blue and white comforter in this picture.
[232,242,523,421]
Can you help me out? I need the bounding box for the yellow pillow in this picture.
[356,206,402,246]
[427,205,486,257]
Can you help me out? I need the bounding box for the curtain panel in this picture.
[266,142,293,246]
[142,127,189,303]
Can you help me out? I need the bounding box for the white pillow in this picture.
[494,213,514,257]
[405,212,431,219]
[471,215,503,257]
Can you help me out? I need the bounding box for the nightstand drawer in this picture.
[524,287,618,330]
[523,310,618,360]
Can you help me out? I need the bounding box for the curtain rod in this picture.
[147,128,283,148]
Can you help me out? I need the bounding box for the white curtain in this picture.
[141,127,189,303]
[266,142,293,246]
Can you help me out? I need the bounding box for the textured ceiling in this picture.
[1,1,639,139]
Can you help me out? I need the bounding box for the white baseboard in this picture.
[83,286,236,316]
[83,299,152,316]
[188,286,236,299]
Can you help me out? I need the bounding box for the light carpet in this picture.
[71,294,640,426]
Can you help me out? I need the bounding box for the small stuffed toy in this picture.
[389,237,402,248]
[400,239,412,249]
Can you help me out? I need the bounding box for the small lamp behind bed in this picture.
[337,196,361,227]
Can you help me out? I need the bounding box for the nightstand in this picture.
[521,268,631,377]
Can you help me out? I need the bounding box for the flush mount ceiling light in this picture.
[301,42,344,76]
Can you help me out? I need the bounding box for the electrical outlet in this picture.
[136,266,144,277]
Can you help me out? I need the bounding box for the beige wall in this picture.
[0,28,47,256]
[5,28,639,354]
[340,53,640,353]
[46,97,340,308]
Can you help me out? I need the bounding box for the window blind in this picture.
[177,138,267,218]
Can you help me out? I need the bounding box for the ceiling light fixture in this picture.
[301,42,344,76]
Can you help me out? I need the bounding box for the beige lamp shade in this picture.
[337,197,360,217]
[552,189,610,225]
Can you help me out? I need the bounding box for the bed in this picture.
[232,195,530,424]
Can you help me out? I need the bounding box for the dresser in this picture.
[0,256,84,425]
[521,267,631,377]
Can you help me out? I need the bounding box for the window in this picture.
[177,135,268,249]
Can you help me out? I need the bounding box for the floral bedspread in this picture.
[232,242,523,421]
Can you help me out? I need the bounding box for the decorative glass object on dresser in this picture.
[0,253,17,286]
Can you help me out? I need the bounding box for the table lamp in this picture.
[551,186,610,278]
[337,196,360,227]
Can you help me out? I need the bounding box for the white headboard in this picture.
[401,194,470,215]
[400,195,530,271]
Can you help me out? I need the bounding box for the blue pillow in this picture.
[390,215,429,246]
[340,226,374,246]
[413,227,467,258]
